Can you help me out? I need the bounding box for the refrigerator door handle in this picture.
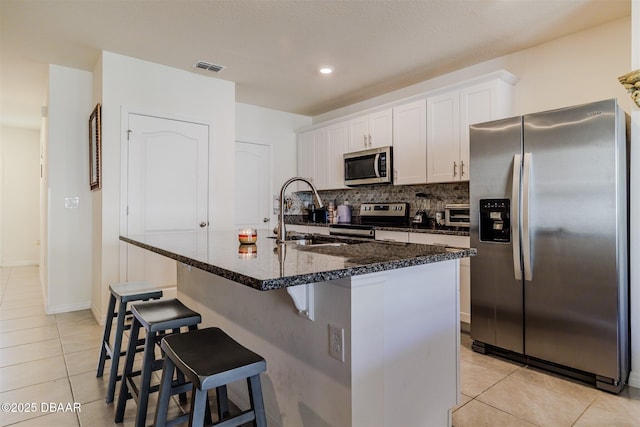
[512,154,522,280]
[522,152,533,281]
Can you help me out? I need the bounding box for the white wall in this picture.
[315,17,631,123]
[92,51,236,321]
[0,126,40,266]
[235,103,312,223]
[45,64,93,313]
[628,0,639,390]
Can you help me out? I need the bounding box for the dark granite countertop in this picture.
[286,217,470,237]
[120,230,476,291]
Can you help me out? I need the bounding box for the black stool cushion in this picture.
[109,281,163,303]
[131,299,201,333]
[161,327,266,390]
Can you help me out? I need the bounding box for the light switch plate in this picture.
[64,197,79,209]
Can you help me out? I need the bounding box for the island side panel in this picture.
[350,261,460,427]
[176,263,353,427]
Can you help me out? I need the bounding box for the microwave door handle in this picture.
[512,154,522,280]
[373,153,381,177]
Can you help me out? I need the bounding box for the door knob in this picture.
[263,217,270,223]
[199,221,208,228]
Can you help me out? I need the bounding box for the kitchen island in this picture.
[120,230,476,427]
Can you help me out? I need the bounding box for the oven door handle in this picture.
[373,153,381,177]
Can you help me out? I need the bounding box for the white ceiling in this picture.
[0,0,631,129]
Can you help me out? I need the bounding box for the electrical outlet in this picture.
[329,324,344,362]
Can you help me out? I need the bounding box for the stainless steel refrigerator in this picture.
[469,98,629,393]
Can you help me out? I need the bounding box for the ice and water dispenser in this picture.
[479,199,511,243]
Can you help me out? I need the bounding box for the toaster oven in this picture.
[444,203,470,228]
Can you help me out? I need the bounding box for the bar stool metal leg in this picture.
[104,298,127,403]
[153,354,175,427]
[115,317,141,423]
[134,328,157,427]
[248,375,267,426]
[96,292,117,377]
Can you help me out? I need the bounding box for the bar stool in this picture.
[97,281,163,403]
[115,298,201,427]
[154,327,267,427]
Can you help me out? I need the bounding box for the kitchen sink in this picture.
[282,239,348,248]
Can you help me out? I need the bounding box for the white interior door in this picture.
[126,113,209,285]
[235,141,271,230]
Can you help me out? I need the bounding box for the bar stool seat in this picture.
[97,281,163,403]
[115,298,201,427]
[154,327,267,427]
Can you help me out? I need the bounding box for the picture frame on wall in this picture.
[89,103,101,190]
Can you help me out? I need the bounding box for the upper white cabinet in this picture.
[427,75,515,183]
[297,121,349,191]
[348,109,393,151]
[393,99,427,185]
[324,121,349,189]
[297,129,316,188]
[298,71,516,188]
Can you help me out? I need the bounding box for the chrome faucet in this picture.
[277,177,324,243]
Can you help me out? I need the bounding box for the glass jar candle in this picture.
[238,228,257,244]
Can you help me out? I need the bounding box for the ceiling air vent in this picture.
[194,61,225,73]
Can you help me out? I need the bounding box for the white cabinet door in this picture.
[348,109,393,151]
[393,99,426,185]
[409,233,471,323]
[375,230,409,243]
[307,225,331,235]
[427,78,514,184]
[460,82,497,181]
[313,127,328,190]
[326,121,349,189]
[297,130,315,182]
[368,109,393,149]
[427,91,461,183]
[348,115,370,151]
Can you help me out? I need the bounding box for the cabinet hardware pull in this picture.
[453,161,458,177]
[368,135,372,146]
[363,135,367,147]
[461,161,465,177]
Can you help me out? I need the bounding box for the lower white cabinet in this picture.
[286,224,309,234]
[375,230,409,243]
[409,233,471,326]
[307,225,330,235]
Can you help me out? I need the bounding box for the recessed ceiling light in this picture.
[319,66,334,75]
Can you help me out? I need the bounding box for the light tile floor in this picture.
[1,266,639,426]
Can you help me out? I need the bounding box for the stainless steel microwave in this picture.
[344,146,393,186]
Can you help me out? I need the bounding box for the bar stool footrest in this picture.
[214,410,256,427]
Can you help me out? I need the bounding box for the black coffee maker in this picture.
[307,204,327,223]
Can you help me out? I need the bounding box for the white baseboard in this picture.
[46,301,91,315]
[628,370,640,389]
[460,312,470,324]
[1,260,39,267]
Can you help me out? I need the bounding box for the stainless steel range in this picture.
[329,202,409,239]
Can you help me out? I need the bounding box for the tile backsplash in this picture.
[289,182,469,219]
